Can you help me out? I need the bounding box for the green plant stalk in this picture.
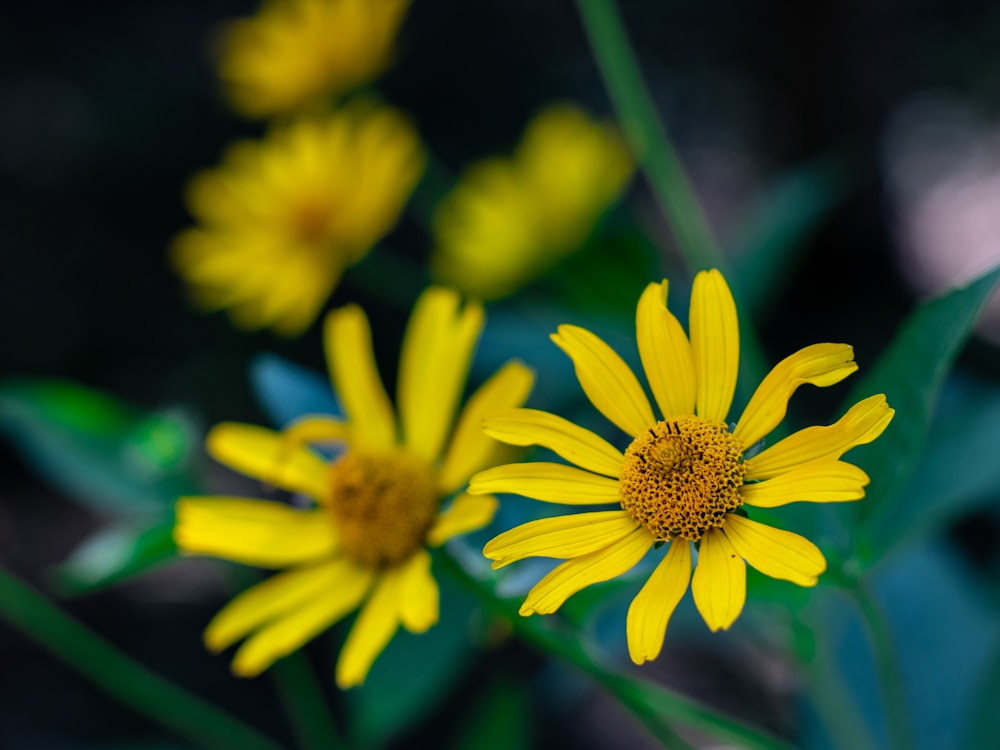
[575,0,724,273]
[441,556,793,750]
[270,653,346,750]
[0,564,284,750]
[854,580,915,750]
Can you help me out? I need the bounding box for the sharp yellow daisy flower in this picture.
[219,0,410,119]
[468,270,894,665]
[432,104,633,300]
[171,103,425,336]
[174,287,534,687]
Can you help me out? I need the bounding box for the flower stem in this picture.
[0,565,284,750]
[440,555,793,750]
[854,580,915,750]
[575,0,724,273]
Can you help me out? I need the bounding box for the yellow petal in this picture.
[174,498,336,568]
[626,540,691,664]
[722,514,825,587]
[395,549,439,633]
[282,415,351,448]
[469,462,621,505]
[740,460,869,508]
[398,287,485,462]
[484,510,638,569]
[482,408,625,477]
[438,361,535,493]
[336,573,400,688]
[427,493,499,547]
[324,305,397,451]
[229,562,373,677]
[690,269,739,422]
[636,280,696,419]
[519,527,653,615]
[691,527,745,631]
[746,394,894,480]
[734,343,858,448]
[550,324,656,437]
[205,558,367,653]
[207,422,328,500]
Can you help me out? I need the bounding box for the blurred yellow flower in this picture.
[432,105,633,300]
[171,103,424,335]
[469,270,893,664]
[219,0,410,119]
[174,287,534,686]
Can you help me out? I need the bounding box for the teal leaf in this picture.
[835,265,1000,562]
[51,520,177,596]
[0,380,200,517]
[249,354,340,429]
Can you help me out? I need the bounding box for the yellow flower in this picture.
[468,270,894,664]
[219,0,410,119]
[174,287,534,686]
[171,103,425,336]
[432,105,633,300]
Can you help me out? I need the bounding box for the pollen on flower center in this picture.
[327,450,439,567]
[618,417,746,542]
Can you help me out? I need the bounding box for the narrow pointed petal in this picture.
[482,408,624,477]
[427,493,498,547]
[626,541,691,664]
[550,324,656,437]
[691,527,746,631]
[734,343,858,448]
[740,460,869,508]
[398,288,485,462]
[175,498,337,568]
[282,415,351,448]
[747,394,894,480]
[469,462,621,505]
[205,559,361,653]
[690,270,739,422]
[484,510,638,569]
[229,562,373,677]
[636,280,696,419]
[519,527,653,615]
[722,514,826,587]
[395,549,439,633]
[324,305,397,451]
[336,574,401,688]
[438,361,535,493]
[207,422,329,500]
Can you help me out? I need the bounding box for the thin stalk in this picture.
[440,555,793,750]
[270,653,347,750]
[854,580,915,750]
[575,0,724,273]
[0,565,284,750]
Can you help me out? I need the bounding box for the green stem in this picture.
[0,565,284,750]
[270,653,347,750]
[575,0,724,273]
[441,556,793,750]
[854,580,915,750]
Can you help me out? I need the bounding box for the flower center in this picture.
[292,201,335,245]
[327,449,439,568]
[618,417,746,542]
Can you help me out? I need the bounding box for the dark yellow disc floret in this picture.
[619,417,746,542]
[327,450,439,567]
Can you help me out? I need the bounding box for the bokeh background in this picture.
[3,1,1000,747]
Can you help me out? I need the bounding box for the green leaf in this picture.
[835,266,1000,562]
[50,520,178,596]
[347,557,481,749]
[0,380,201,517]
